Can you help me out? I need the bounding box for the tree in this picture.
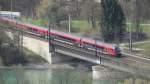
[48,0,81,27]
[80,0,101,28]
[36,0,54,18]
[0,0,39,17]
[101,0,126,43]
[120,0,150,40]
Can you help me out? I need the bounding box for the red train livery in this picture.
[0,17,121,57]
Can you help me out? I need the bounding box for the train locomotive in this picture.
[0,17,122,57]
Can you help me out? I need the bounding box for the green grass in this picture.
[140,25,150,38]
[68,20,100,33]
[21,18,92,32]
[126,23,150,38]
[127,42,150,58]
[71,20,91,29]
[60,20,93,33]
[20,18,150,37]
[132,42,150,48]
[21,18,100,33]
[21,18,48,28]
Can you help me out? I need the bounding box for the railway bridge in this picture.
[0,19,150,78]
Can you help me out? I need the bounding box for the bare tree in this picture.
[80,0,101,28]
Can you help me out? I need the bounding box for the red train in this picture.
[0,17,121,57]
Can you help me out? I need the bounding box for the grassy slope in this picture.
[125,24,150,58]
[21,18,100,34]
[141,25,150,38]
[71,20,91,30]
[130,42,150,58]
[127,23,150,38]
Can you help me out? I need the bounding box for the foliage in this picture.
[71,20,91,32]
[127,23,150,38]
[51,69,92,84]
[0,0,39,17]
[48,2,65,26]
[0,30,27,66]
[2,0,150,42]
[21,18,48,27]
[36,0,53,18]
[130,42,150,58]
[80,0,101,28]
[60,20,91,33]
[101,0,126,42]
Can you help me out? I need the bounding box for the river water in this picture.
[0,67,149,84]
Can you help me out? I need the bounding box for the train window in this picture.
[33,28,37,32]
[114,45,121,53]
[27,27,39,34]
[97,47,104,51]
[82,42,95,49]
[28,27,33,31]
[53,35,78,45]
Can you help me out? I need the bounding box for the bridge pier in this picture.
[5,31,74,64]
[92,66,129,84]
[51,53,75,64]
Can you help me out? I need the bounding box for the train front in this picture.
[113,44,122,57]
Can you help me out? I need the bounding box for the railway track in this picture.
[1,24,149,63]
[122,52,150,63]
[1,24,150,77]
[53,38,150,72]
[118,52,150,71]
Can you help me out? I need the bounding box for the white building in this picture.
[95,0,101,3]
[0,11,21,19]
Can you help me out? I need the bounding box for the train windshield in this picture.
[113,45,121,53]
[115,47,121,52]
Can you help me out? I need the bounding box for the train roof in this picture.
[21,20,116,49]
[20,21,80,40]
[0,17,116,49]
[81,37,115,48]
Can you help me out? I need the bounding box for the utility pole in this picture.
[129,28,132,54]
[125,0,132,54]
[48,22,55,53]
[10,0,13,19]
[95,39,98,57]
[130,0,138,54]
[48,22,51,53]
[95,39,101,64]
[68,13,71,34]
[67,0,71,34]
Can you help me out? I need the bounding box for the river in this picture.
[0,65,149,84]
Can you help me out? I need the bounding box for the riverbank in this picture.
[0,63,149,84]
